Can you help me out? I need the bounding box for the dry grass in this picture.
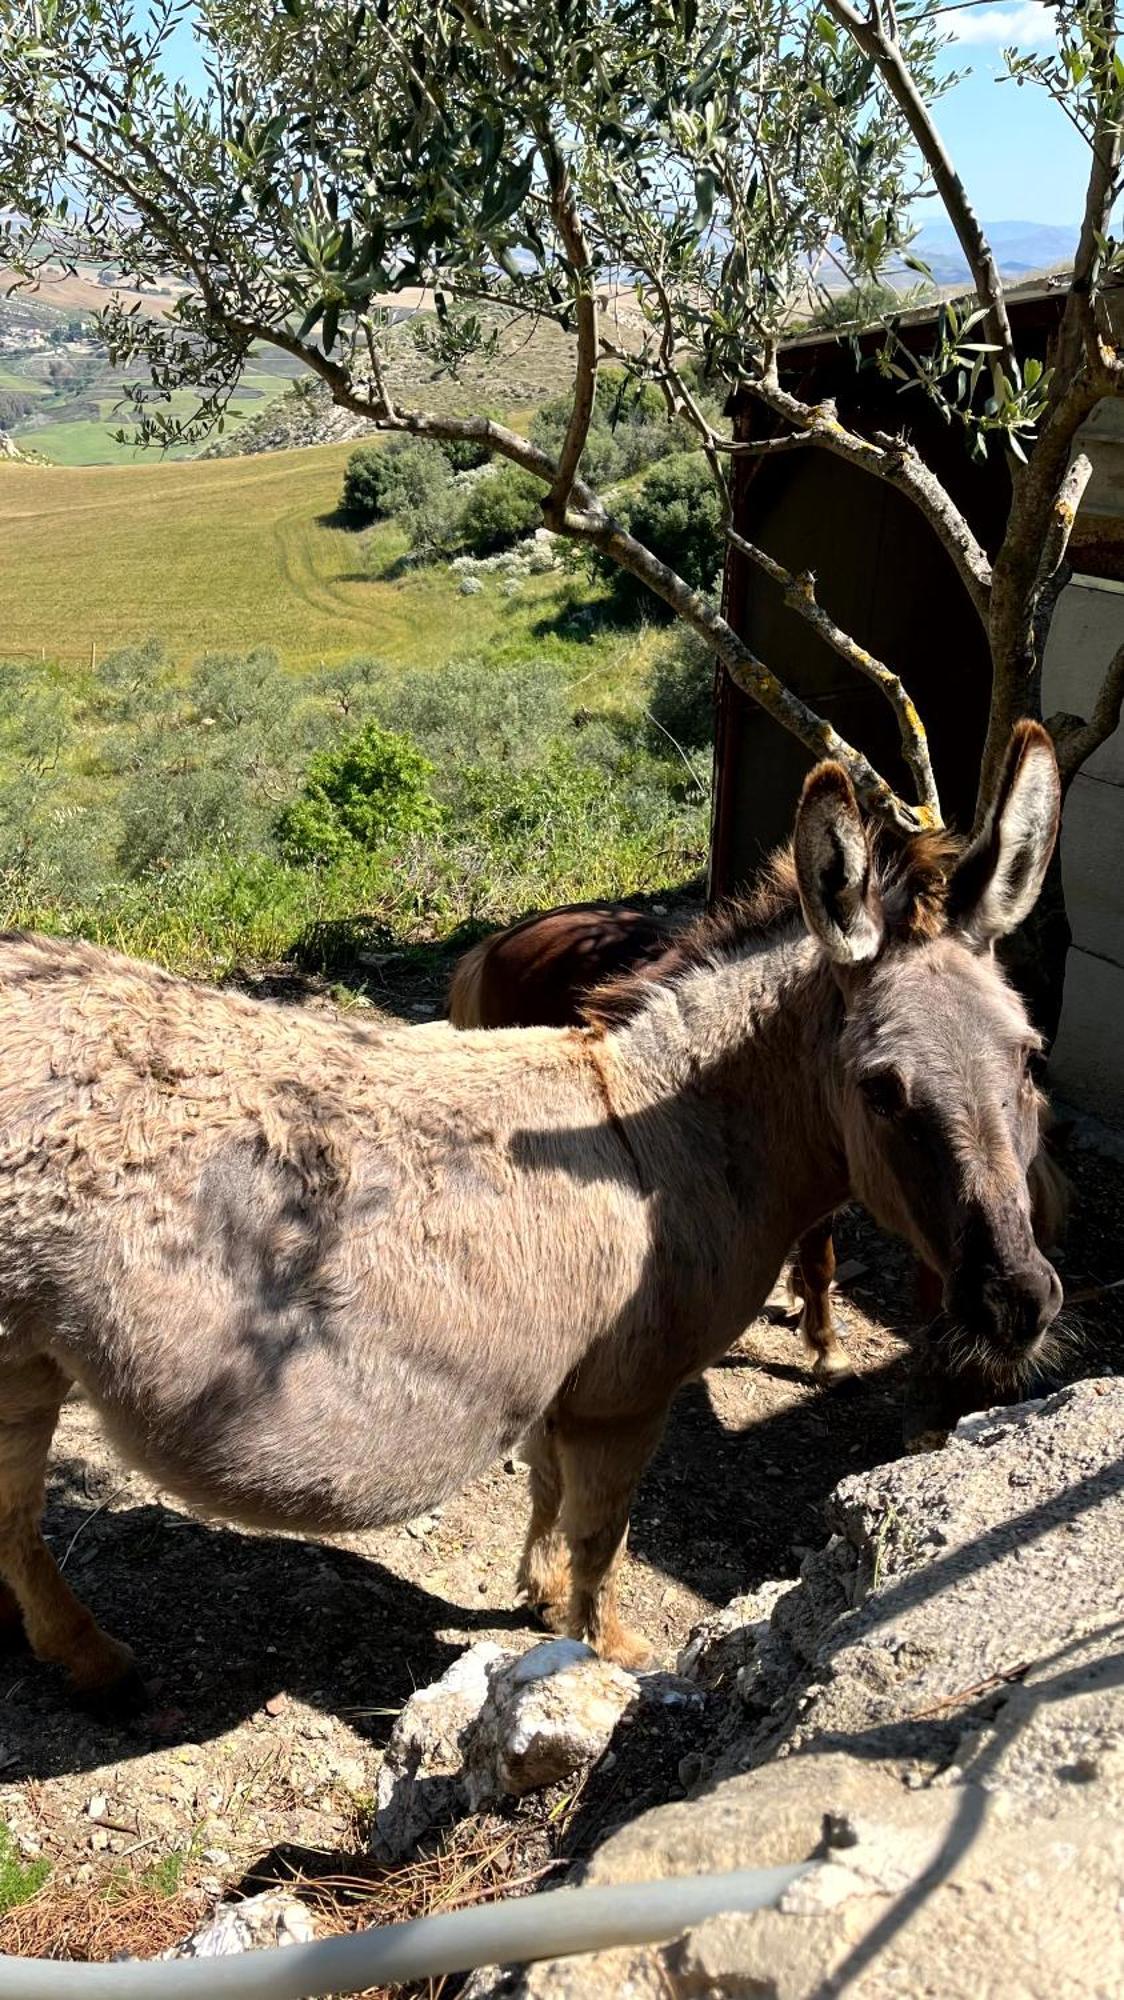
[0,1881,206,1965]
[245,1815,555,2000]
[0,1816,555,1998]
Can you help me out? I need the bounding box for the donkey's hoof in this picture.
[529,1597,571,1637]
[75,1662,150,1722]
[811,1348,854,1381]
[69,1634,142,1708]
[599,1625,654,1671]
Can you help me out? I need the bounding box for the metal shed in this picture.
[709,278,1124,1120]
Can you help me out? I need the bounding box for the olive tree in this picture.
[1,0,1121,882]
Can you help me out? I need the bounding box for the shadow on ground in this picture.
[7,1339,903,1786]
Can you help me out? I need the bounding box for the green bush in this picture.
[598,453,724,622]
[458,464,543,556]
[275,720,441,864]
[529,369,678,488]
[437,430,496,473]
[645,629,717,752]
[118,763,263,876]
[368,657,572,774]
[340,438,451,525]
[91,638,175,726]
[0,388,37,428]
[398,482,466,561]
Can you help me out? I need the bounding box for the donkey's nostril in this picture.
[1011,1258,1062,1348]
[1038,1263,1064,1333]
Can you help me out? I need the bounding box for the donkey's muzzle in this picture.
[948,1248,1062,1369]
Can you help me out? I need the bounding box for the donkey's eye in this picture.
[860,1071,905,1121]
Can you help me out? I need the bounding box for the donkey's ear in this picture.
[793,762,884,964]
[947,721,1060,949]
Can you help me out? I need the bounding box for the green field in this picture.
[7,371,296,467]
[0,439,658,695]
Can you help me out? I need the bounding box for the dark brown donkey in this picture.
[0,725,1063,1692]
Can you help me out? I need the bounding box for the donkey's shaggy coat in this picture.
[0,726,1062,1690]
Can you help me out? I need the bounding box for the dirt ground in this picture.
[1,958,1122,1977]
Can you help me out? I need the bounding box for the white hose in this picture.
[0,1863,809,1999]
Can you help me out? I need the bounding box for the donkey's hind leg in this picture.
[515,1418,571,1631]
[792,1218,852,1379]
[555,1411,666,1670]
[0,1354,135,1695]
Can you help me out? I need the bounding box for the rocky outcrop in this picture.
[199,379,373,458]
[372,1636,702,1862]
[0,430,48,464]
[470,1378,1124,1998]
[162,1891,316,1958]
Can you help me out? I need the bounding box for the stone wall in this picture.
[473,1378,1124,1999]
[1046,568,1124,1123]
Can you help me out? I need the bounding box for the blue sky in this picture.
[931,2,1089,230]
[164,1,1092,233]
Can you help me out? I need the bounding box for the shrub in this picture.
[117,756,262,876]
[398,481,465,561]
[598,453,724,622]
[529,369,677,488]
[188,647,294,734]
[458,464,543,556]
[0,388,36,428]
[339,438,451,525]
[645,629,717,752]
[455,750,608,852]
[807,281,901,331]
[437,429,497,473]
[91,638,175,725]
[373,656,572,774]
[275,720,441,864]
[117,762,262,876]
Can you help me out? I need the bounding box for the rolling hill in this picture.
[0,437,651,708]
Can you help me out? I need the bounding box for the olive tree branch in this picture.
[595,330,941,818]
[742,370,994,620]
[1048,637,1124,794]
[823,0,1017,397]
[978,0,1122,822]
[725,528,940,816]
[542,166,600,529]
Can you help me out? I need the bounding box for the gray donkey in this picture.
[0,722,1061,1695]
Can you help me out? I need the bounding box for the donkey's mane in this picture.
[581,824,962,1031]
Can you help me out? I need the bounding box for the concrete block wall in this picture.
[1044,572,1124,1122]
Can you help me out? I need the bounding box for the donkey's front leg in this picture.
[515,1418,571,1632]
[791,1217,852,1378]
[0,1354,136,1697]
[555,1411,666,1670]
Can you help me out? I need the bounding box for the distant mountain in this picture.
[901,220,1075,287]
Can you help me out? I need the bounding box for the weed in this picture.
[0,1826,50,1917]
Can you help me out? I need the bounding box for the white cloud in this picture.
[948,1,1058,46]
